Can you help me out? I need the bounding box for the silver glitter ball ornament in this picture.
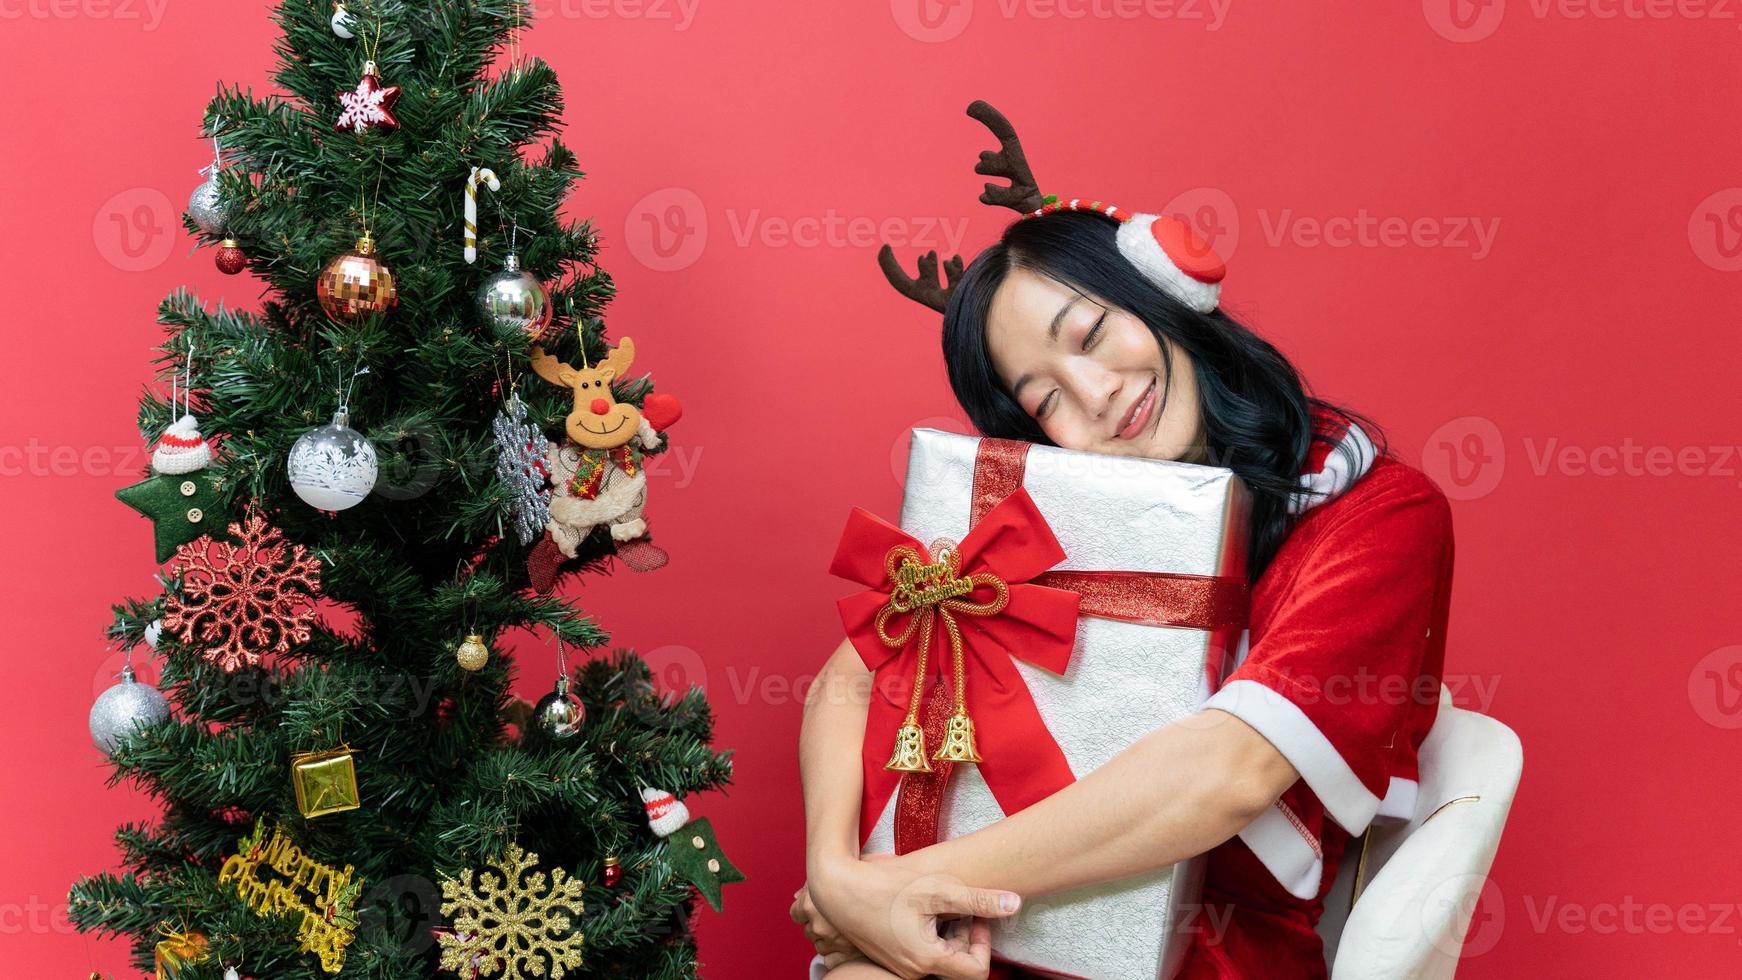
[288,406,379,512]
[477,253,551,340]
[90,665,170,754]
[187,172,229,236]
[532,675,585,739]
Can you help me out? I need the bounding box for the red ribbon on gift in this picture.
[832,435,1250,853]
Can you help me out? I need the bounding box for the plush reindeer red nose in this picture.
[590,397,609,415]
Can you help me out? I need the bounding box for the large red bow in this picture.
[831,486,1081,848]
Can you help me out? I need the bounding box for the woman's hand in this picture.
[791,878,862,966]
[804,850,1020,979]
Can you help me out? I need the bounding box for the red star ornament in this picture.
[334,60,401,133]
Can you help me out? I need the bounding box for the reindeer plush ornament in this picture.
[525,334,682,593]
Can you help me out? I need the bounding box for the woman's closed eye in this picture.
[1033,311,1108,419]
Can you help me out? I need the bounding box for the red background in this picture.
[4,0,1741,975]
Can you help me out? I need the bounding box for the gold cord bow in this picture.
[873,538,1009,772]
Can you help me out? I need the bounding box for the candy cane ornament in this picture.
[464,166,501,264]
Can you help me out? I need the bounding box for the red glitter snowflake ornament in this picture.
[163,513,323,672]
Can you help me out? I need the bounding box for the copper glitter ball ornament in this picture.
[317,234,398,321]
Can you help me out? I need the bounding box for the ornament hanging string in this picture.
[356,150,387,246]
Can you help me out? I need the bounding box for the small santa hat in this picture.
[152,414,212,475]
[641,786,690,838]
[1016,198,1226,313]
[1290,410,1377,514]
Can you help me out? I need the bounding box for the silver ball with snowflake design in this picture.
[288,406,378,512]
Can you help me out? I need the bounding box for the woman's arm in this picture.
[889,707,1299,897]
[799,639,1018,979]
[799,637,875,876]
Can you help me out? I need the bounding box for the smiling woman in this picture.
[795,102,1456,980]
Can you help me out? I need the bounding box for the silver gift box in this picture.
[861,428,1251,980]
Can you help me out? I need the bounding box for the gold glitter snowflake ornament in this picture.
[437,842,585,980]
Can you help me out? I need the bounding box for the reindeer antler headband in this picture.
[877,100,1227,315]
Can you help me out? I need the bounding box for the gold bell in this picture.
[931,710,983,763]
[884,719,933,773]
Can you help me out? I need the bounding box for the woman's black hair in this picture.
[940,209,1388,584]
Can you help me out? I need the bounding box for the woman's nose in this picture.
[1062,360,1121,420]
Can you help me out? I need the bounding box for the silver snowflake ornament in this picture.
[493,394,552,545]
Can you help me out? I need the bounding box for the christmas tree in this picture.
[69,2,740,977]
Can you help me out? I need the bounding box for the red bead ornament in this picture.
[215,239,247,275]
[603,855,621,887]
[162,512,323,672]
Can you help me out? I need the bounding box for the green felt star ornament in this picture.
[115,470,233,563]
[663,816,745,912]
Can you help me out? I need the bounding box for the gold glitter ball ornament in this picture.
[317,235,398,321]
[455,634,489,672]
[438,842,585,980]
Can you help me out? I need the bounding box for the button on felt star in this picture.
[663,817,745,912]
[116,470,232,563]
[334,60,401,133]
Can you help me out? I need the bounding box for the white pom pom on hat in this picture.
[152,414,212,475]
[1015,198,1226,313]
[641,786,690,838]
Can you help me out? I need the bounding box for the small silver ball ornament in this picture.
[477,252,551,340]
[331,1,355,38]
[90,665,170,754]
[532,675,585,739]
[187,173,229,236]
[288,406,379,512]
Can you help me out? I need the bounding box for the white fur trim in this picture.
[1289,418,1377,515]
[1205,679,1382,835]
[1236,801,1325,900]
[1116,213,1222,313]
[1374,775,1419,821]
[637,415,662,450]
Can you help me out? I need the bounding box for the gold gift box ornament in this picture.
[291,745,361,818]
